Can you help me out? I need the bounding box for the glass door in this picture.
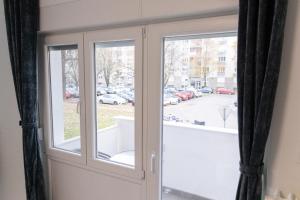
[146,16,240,200]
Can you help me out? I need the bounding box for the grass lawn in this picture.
[63,100,134,140]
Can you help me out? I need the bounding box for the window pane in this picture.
[162,35,239,200]
[49,45,81,154]
[94,41,135,167]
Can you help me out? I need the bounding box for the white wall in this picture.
[267,0,300,197]
[0,1,27,200]
[1,0,300,199]
[49,160,142,200]
[39,0,238,32]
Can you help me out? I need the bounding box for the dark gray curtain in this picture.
[236,0,288,200]
[4,0,46,200]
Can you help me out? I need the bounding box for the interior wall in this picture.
[39,0,238,32]
[49,160,143,200]
[0,0,300,199]
[267,0,300,197]
[0,1,27,200]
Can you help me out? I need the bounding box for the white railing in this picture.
[59,117,239,200]
[162,121,239,200]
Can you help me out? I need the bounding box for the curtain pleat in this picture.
[236,0,288,199]
[3,0,46,200]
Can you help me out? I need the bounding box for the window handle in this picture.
[150,152,156,173]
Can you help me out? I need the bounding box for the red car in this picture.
[184,91,194,99]
[64,90,72,99]
[216,88,235,95]
[175,91,189,101]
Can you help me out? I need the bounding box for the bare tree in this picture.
[96,48,118,87]
[95,46,135,87]
[62,49,79,88]
[201,40,211,87]
[164,41,187,88]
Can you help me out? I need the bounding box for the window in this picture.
[84,27,143,178]
[44,33,86,163]
[218,66,226,75]
[48,45,82,154]
[43,16,239,199]
[94,40,136,167]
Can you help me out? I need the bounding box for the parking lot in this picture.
[64,94,237,140]
[164,94,238,129]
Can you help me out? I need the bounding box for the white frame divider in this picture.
[84,26,144,179]
[43,33,87,165]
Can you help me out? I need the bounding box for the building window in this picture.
[219,56,226,62]
[218,66,226,75]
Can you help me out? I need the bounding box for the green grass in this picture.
[63,101,134,140]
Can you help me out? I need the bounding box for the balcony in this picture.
[58,116,239,200]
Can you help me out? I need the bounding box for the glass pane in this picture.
[49,45,81,154]
[162,35,239,200]
[94,40,135,167]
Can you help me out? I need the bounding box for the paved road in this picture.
[164,94,238,129]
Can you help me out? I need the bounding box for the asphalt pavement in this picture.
[163,94,238,129]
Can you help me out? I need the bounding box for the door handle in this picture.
[150,152,156,173]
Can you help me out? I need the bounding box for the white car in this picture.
[186,87,203,98]
[164,94,180,105]
[193,90,203,98]
[98,94,127,105]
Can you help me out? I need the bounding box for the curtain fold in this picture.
[236,0,288,199]
[3,0,46,200]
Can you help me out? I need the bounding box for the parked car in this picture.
[164,94,180,105]
[177,89,194,99]
[185,87,202,98]
[64,90,72,99]
[216,87,235,95]
[106,87,117,94]
[118,92,134,103]
[96,86,107,96]
[164,87,177,94]
[65,87,79,98]
[98,94,127,105]
[199,87,213,94]
[175,91,189,101]
[187,89,202,98]
[184,91,194,99]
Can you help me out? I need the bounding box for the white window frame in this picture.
[145,15,238,200]
[42,15,240,195]
[84,26,144,179]
[43,33,87,164]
